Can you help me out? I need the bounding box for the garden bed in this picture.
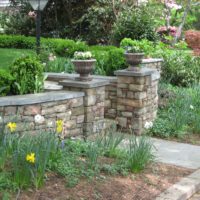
[14,163,193,200]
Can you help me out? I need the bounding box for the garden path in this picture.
[122,137,200,169]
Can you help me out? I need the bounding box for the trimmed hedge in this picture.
[0,35,88,57]
[0,35,128,76]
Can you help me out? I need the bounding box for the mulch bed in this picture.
[14,163,193,200]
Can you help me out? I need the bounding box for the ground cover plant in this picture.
[0,121,155,199]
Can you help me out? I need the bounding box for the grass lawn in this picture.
[0,48,35,71]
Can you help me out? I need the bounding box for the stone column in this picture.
[60,79,109,137]
[115,68,160,135]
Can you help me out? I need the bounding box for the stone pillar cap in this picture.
[114,67,157,77]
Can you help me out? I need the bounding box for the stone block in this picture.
[24,105,41,115]
[118,98,143,108]
[53,105,67,113]
[72,107,84,116]
[129,84,145,92]
[4,106,17,115]
[77,115,84,124]
[84,95,96,106]
[121,112,132,117]
[117,105,125,111]
[127,91,134,99]
[134,92,147,100]
[21,116,34,122]
[70,98,83,108]
[118,83,128,89]
[117,117,127,128]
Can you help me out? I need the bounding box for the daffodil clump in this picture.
[56,120,63,133]
[26,152,36,164]
[7,122,17,132]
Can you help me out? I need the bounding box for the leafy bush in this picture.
[158,50,200,87]
[112,6,158,45]
[44,58,74,73]
[10,56,44,95]
[120,38,155,56]
[0,69,14,96]
[91,46,127,76]
[149,84,200,138]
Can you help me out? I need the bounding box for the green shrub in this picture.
[112,6,158,45]
[120,38,155,56]
[0,69,14,96]
[10,56,44,95]
[149,84,200,138]
[0,35,88,57]
[44,58,74,73]
[91,46,127,76]
[158,50,200,87]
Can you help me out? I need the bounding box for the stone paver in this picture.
[122,137,200,170]
[151,138,200,169]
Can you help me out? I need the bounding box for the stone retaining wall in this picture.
[0,91,85,137]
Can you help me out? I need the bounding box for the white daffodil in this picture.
[34,114,45,124]
[190,105,194,110]
[144,121,153,129]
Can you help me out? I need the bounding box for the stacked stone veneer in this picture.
[142,58,163,73]
[46,73,118,120]
[115,68,160,135]
[0,92,85,137]
[60,79,108,136]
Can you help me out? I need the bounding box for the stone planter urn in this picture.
[124,53,145,71]
[72,59,96,81]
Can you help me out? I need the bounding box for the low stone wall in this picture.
[46,73,118,120]
[142,58,163,72]
[0,91,85,137]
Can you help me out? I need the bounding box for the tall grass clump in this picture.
[125,136,155,173]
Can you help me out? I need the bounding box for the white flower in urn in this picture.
[73,51,93,60]
[34,114,45,124]
[144,121,153,129]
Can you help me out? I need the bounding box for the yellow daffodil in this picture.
[56,120,63,127]
[56,120,63,134]
[26,153,35,164]
[7,122,17,132]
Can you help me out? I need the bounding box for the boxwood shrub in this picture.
[0,69,14,96]
[10,56,44,95]
[0,35,88,57]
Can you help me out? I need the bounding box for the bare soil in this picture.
[15,163,193,200]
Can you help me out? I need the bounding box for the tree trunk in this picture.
[173,0,192,45]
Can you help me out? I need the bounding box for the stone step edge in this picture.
[155,169,200,200]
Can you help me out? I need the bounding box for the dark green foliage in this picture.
[10,56,44,95]
[112,6,158,45]
[92,47,127,76]
[0,69,14,96]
